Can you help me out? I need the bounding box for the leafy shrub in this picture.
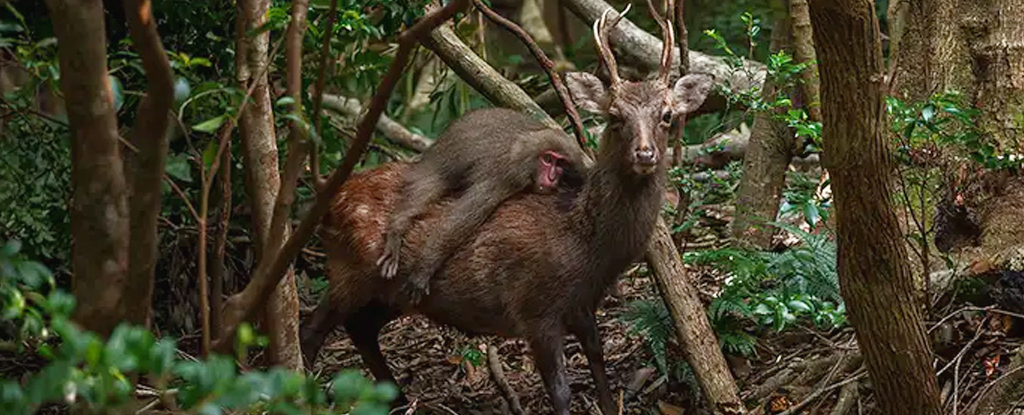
[0,239,395,415]
[685,224,846,356]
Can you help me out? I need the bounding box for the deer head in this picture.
[567,0,713,175]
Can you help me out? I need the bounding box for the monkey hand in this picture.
[376,237,403,279]
[400,275,431,305]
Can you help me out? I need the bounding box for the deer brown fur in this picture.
[300,4,713,414]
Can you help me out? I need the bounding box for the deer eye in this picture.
[660,110,673,126]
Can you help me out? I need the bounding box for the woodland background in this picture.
[0,0,1022,414]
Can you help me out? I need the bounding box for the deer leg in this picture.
[343,302,408,405]
[379,171,447,279]
[299,294,343,369]
[570,314,616,415]
[530,331,571,415]
[403,180,510,304]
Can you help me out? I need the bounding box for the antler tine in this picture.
[592,3,631,93]
[647,0,675,84]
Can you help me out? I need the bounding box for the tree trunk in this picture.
[730,18,793,249]
[892,0,1024,150]
[122,0,175,331]
[46,0,130,337]
[646,219,744,415]
[789,0,821,122]
[808,1,943,414]
[234,0,302,369]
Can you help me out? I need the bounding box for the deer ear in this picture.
[566,72,608,114]
[671,73,714,114]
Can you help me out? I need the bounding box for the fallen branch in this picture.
[561,0,765,113]
[473,0,589,152]
[420,13,562,133]
[319,93,432,152]
[212,0,472,353]
[487,345,526,415]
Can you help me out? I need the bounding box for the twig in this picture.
[472,0,590,153]
[308,0,339,189]
[488,344,526,415]
[936,316,988,377]
[776,370,867,415]
[212,0,471,353]
[164,176,199,221]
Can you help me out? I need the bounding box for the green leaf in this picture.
[921,104,935,123]
[165,154,193,183]
[202,140,219,169]
[193,114,227,134]
[787,300,812,313]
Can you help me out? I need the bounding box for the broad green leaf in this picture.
[165,154,193,183]
[193,115,227,134]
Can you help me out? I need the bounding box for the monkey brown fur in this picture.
[376,107,588,303]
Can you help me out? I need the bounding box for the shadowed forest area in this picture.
[1,0,1022,414]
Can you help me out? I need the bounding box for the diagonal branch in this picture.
[473,0,589,152]
[212,0,472,353]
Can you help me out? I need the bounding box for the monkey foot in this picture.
[377,242,402,279]
[400,278,430,305]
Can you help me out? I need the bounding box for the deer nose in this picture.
[635,146,657,165]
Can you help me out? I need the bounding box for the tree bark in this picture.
[122,0,175,330]
[235,0,302,368]
[808,1,943,414]
[730,18,793,249]
[46,0,129,337]
[645,219,744,414]
[789,0,821,122]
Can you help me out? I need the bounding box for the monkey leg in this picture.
[343,302,408,406]
[530,331,571,415]
[378,170,447,279]
[402,181,511,304]
[570,314,617,415]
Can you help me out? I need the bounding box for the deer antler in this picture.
[647,0,675,85]
[592,3,631,95]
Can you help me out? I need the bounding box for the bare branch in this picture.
[562,0,764,110]
[320,93,433,152]
[473,0,589,152]
[212,0,472,353]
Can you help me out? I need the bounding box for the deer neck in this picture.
[571,131,666,277]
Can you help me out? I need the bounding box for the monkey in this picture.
[376,107,588,303]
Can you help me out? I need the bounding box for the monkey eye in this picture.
[541,153,554,164]
[660,110,673,126]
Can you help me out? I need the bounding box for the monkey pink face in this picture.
[535,150,567,193]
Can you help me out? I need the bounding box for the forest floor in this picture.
[310,261,1024,415]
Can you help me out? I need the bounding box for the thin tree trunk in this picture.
[46,0,129,337]
[808,1,943,414]
[235,0,302,368]
[789,0,821,122]
[645,219,744,414]
[730,18,793,249]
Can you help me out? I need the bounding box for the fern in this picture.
[621,299,674,375]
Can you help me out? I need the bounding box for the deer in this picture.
[300,3,713,414]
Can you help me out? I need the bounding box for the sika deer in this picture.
[300,4,713,414]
